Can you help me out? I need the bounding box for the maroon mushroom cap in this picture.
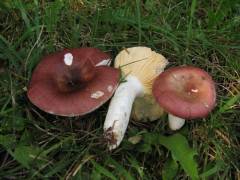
[74,47,111,65]
[152,66,216,119]
[27,48,120,116]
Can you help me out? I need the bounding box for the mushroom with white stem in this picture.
[103,47,168,150]
[152,66,216,130]
[27,48,119,116]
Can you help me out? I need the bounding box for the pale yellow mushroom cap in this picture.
[132,94,165,122]
[114,47,168,94]
[115,47,168,121]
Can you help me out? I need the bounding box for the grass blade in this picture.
[91,160,117,180]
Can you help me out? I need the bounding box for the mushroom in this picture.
[152,66,216,130]
[27,48,120,116]
[132,94,165,122]
[103,47,168,150]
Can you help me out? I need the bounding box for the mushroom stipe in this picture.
[103,47,168,150]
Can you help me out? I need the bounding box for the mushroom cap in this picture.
[69,47,112,65]
[152,66,216,119]
[114,47,168,94]
[27,48,120,116]
[132,94,165,122]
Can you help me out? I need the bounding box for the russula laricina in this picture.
[27,48,120,116]
[103,47,168,150]
[152,66,216,130]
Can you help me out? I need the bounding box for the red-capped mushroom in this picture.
[27,48,120,116]
[153,66,216,130]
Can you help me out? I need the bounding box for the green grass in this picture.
[0,0,239,179]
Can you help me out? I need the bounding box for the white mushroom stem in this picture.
[95,59,111,66]
[103,75,144,150]
[168,113,185,130]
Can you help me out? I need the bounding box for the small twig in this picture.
[119,56,149,68]
[215,129,231,147]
